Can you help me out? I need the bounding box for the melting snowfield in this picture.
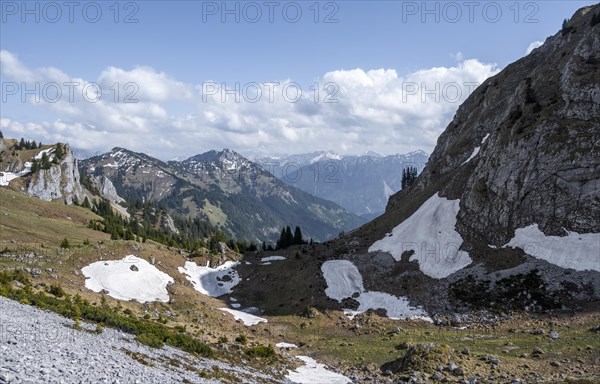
[0,163,32,186]
[321,260,429,320]
[504,224,600,272]
[219,308,267,326]
[260,256,286,262]
[286,356,351,384]
[368,193,472,279]
[178,260,240,297]
[81,255,173,303]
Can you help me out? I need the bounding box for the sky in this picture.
[0,0,594,160]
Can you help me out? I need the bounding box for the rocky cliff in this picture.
[386,6,600,247]
[0,140,86,204]
[231,5,600,318]
[27,145,85,204]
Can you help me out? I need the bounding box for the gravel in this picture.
[0,297,284,383]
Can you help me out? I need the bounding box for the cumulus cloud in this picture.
[0,50,500,159]
[526,41,544,54]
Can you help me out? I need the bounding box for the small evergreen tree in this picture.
[54,143,64,161]
[41,152,51,169]
[0,130,3,138]
[30,159,39,173]
[293,226,303,245]
[60,238,70,248]
[82,196,91,209]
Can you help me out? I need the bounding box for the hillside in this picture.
[80,148,366,242]
[229,3,600,326]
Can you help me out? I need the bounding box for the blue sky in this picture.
[0,1,594,159]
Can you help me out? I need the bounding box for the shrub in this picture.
[60,238,70,249]
[136,332,164,348]
[235,334,248,345]
[245,345,275,358]
[48,284,65,298]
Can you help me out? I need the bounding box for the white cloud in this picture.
[0,50,500,159]
[526,41,544,55]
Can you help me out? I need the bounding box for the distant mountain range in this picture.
[80,148,366,242]
[250,150,429,219]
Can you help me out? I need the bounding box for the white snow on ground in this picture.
[276,342,298,349]
[504,224,600,272]
[481,133,490,144]
[260,256,286,262]
[321,260,429,320]
[34,148,55,160]
[178,260,240,297]
[461,147,480,165]
[368,193,472,279]
[286,356,351,384]
[219,308,267,326]
[81,255,173,303]
[0,162,32,186]
[322,260,364,300]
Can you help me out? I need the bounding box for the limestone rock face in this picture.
[27,145,85,204]
[388,5,600,247]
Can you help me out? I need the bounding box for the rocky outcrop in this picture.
[93,175,124,203]
[27,145,85,204]
[387,5,600,246]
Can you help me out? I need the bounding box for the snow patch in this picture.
[368,193,472,279]
[321,260,429,320]
[219,308,267,326]
[179,261,240,297]
[276,342,298,349]
[81,256,173,303]
[461,147,480,165]
[504,224,600,272]
[260,256,286,262]
[0,163,32,186]
[286,356,351,384]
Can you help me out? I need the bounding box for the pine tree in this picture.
[0,130,3,138]
[41,152,51,169]
[30,159,39,173]
[82,196,91,209]
[54,143,64,162]
[293,226,303,245]
[285,226,293,247]
[19,138,26,149]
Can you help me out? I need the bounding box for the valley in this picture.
[1,3,599,384]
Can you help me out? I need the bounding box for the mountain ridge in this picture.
[81,147,366,243]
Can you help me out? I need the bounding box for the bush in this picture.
[60,238,70,249]
[136,332,164,348]
[235,334,248,345]
[245,345,275,358]
[48,284,65,298]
